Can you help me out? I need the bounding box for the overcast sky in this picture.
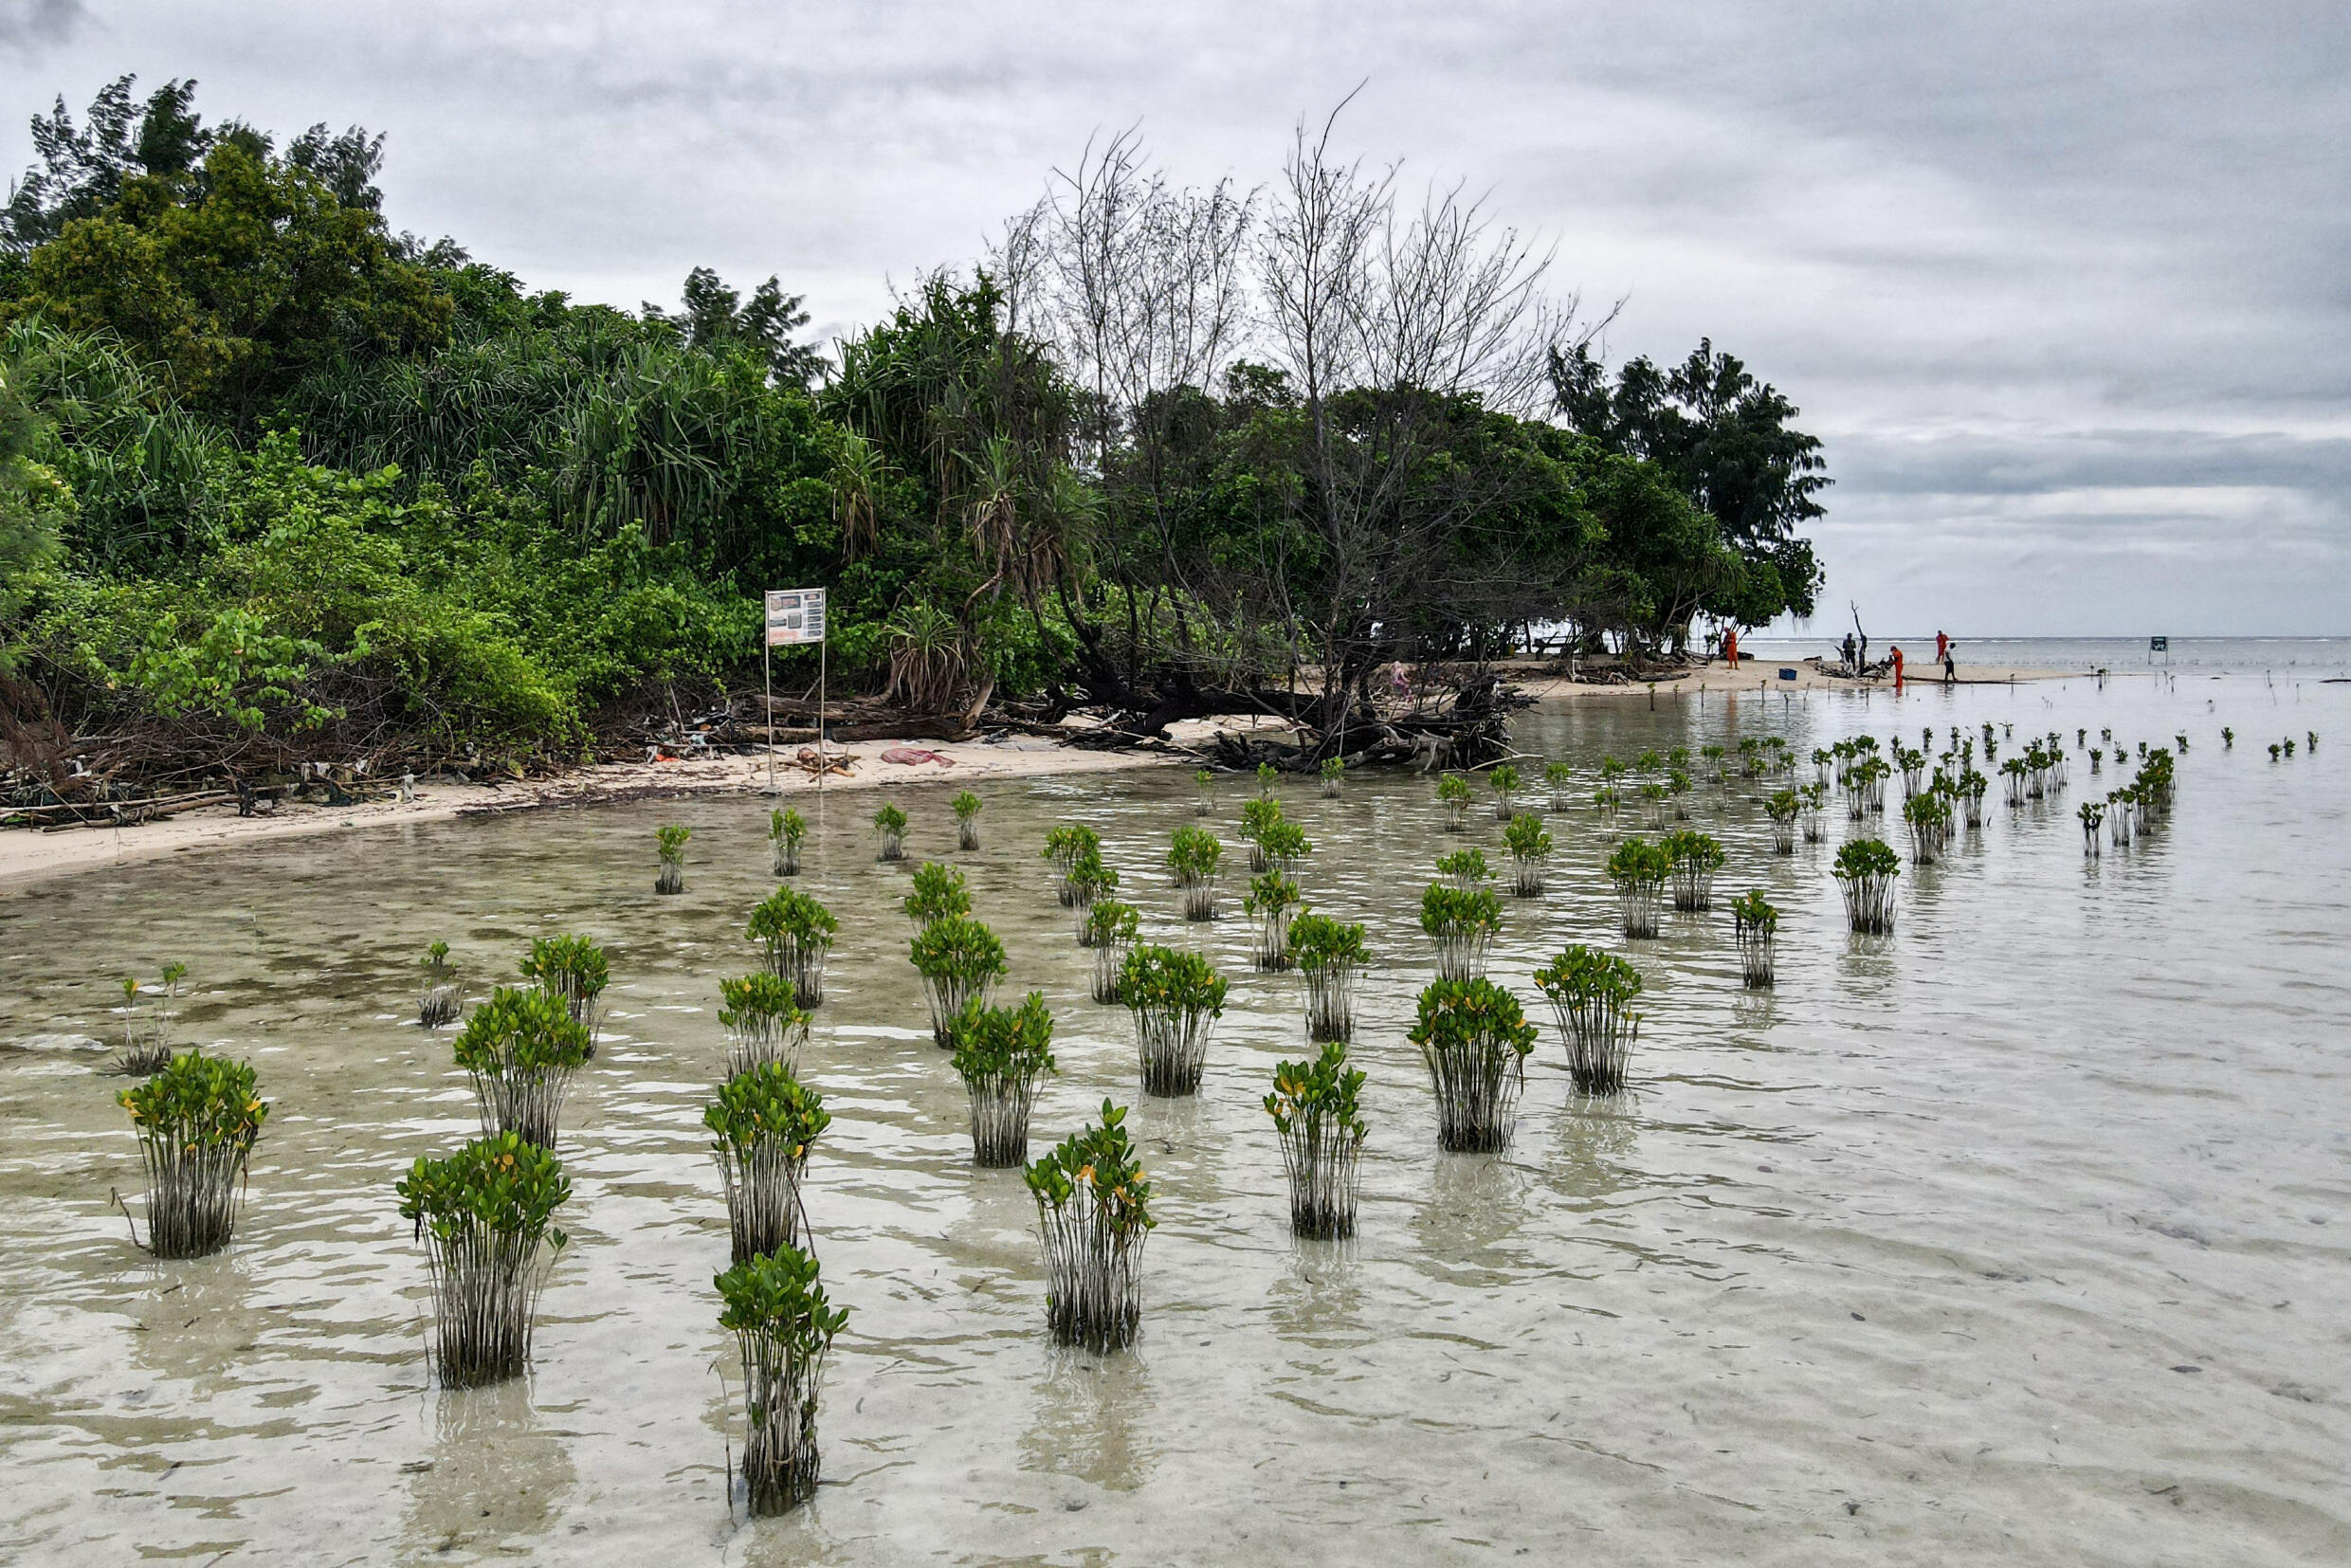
[5,0,2346,637]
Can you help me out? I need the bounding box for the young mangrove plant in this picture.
[396,1131,569,1388]
[1241,795,1283,870]
[2221,726,2233,749]
[748,887,837,1008]
[1194,767,1215,815]
[1489,762,1522,820]
[1504,812,1553,897]
[1662,830,1724,912]
[1437,771,1473,831]
[2001,756,2030,808]
[1265,1041,1367,1238]
[1436,847,1493,890]
[1903,789,1953,865]
[1065,848,1120,938]
[1121,944,1229,1096]
[770,808,807,877]
[1084,900,1140,1003]
[1544,759,1576,811]
[1320,757,1346,798]
[1765,790,1800,854]
[953,790,984,850]
[519,934,610,1052]
[717,1243,847,1516]
[1287,913,1369,1043]
[1421,882,1504,980]
[1593,784,1621,818]
[1257,819,1310,879]
[1167,825,1223,921]
[1667,768,1693,819]
[1957,768,1989,829]
[1026,1100,1154,1350]
[872,801,910,863]
[656,824,691,895]
[2079,800,2105,856]
[719,972,811,1077]
[1847,755,1889,817]
[1833,838,1902,934]
[1532,945,1643,1092]
[1244,871,1303,970]
[419,943,460,1030]
[1043,824,1103,905]
[909,915,1009,1048]
[1607,837,1672,939]
[707,1060,829,1260]
[1730,891,1777,989]
[118,1048,268,1257]
[1800,782,1830,843]
[903,861,972,931]
[454,986,592,1147]
[1257,760,1280,797]
[1636,778,1668,828]
[1411,977,1537,1153]
[949,992,1057,1167]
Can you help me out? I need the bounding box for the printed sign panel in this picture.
[765,589,827,647]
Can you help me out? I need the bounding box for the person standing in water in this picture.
[1889,645,1905,689]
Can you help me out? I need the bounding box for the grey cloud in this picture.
[0,0,86,54]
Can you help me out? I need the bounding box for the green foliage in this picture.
[1833,838,1901,880]
[1765,789,1799,823]
[1264,1040,1366,1139]
[396,1130,570,1243]
[908,914,1007,987]
[749,886,837,944]
[1436,772,1472,805]
[704,1061,830,1157]
[426,941,450,969]
[1606,837,1671,884]
[519,935,608,999]
[118,1048,267,1148]
[657,824,690,861]
[1167,825,1221,879]
[1240,796,1283,840]
[772,808,807,847]
[947,991,1057,1083]
[1256,820,1310,865]
[1023,1099,1154,1232]
[1256,761,1279,793]
[1244,870,1302,916]
[903,861,971,925]
[452,986,592,1075]
[1489,763,1521,794]
[1420,883,1503,938]
[1408,977,1537,1058]
[1286,912,1368,971]
[1532,945,1644,1008]
[872,801,908,835]
[1043,824,1101,866]
[951,790,981,821]
[1119,944,1228,1016]
[1066,847,1120,900]
[1084,898,1139,946]
[1320,757,1344,782]
[1729,891,1777,935]
[1503,812,1552,859]
[719,972,804,1031]
[714,1242,848,1347]
[1660,829,1723,870]
[1542,760,1573,785]
[1435,848,1492,884]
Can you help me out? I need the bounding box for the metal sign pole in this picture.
[764,632,776,795]
[818,636,828,795]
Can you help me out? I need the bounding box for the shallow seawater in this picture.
[3,675,2348,1567]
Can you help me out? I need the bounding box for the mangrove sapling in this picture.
[455,986,592,1147]
[1436,848,1493,890]
[1265,1042,1367,1238]
[717,1244,847,1516]
[1320,757,1345,798]
[1421,883,1504,981]
[1663,830,1724,912]
[1958,769,1989,830]
[1121,945,1229,1096]
[1411,977,1538,1153]
[1593,785,1621,817]
[1533,945,1644,1091]
[1730,891,1777,990]
[748,887,838,1008]
[1064,848,1120,938]
[1194,767,1215,815]
[1504,812,1554,897]
[771,808,807,877]
[419,943,460,1030]
[2108,789,2135,846]
[1489,763,1522,821]
[1765,790,1800,854]
[656,825,691,896]
[1437,772,1473,832]
[2079,801,2105,856]
[1635,749,1663,777]
[951,993,1057,1165]
[519,935,610,1053]
[1600,755,1628,788]
[1812,747,1834,789]
[1636,779,1668,828]
[1257,761,1280,797]
[2089,747,2104,775]
[1287,914,1369,1044]
[1903,791,1953,866]
[1607,837,1672,939]
[2174,733,2188,755]
[2001,757,2030,809]
[117,1049,268,1257]
[903,862,972,932]
[720,973,811,1076]
[1084,901,1140,1003]
[872,802,910,863]
[2222,727,2233,749]
[909,915,1009,1048]
[396,1131,568,1388]
[111,974,173,1076]
[1043,824,1103,906]
[1849,756,1889,817]
[1544,760,1576,811]
[953,790,984,851]
[1257,820,1310,879]
[1026,1101,1154,1349]
[1832,839,1902,935]
[2268,742,2281,762]
[1241,797,1283,871]
[1801,783,1830,843]
[1667,769,1693,819]
[1167,826,1223,921]
[707,1061,829,1260]
[1244,872,1303,970]
[2310,730,2320,752]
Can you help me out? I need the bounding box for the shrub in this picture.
[1167,826,1222,921]
[1256,761,1280,796]
[1410,977,1537,1152]
[1489,762,1522,819]
[1543,759,1576,811]
[952,789,983,850]
[1121,944,1228,1096]
[909,915,1008,1048]
[1265,1041,1367,1238]
[1435,848,1492,889]
[1065,848,1120,936]
[1044,824,1103,905]
[1729,890,1777,989]
[1832,838,1900,933]
[1903,789,1952,865]
[1662,830,1723,912]
[948,992,1057,1166]
[770,807,807,877]
[1533,945,1642,1093]
[453,985,592,1147]
[1420,883,1503,981]
[656,824,690,895]
[872,801,909,862]
[1320,757,1345,797]
[718,972,811,1077]
[1436,771,1472,831]
[396,1131,569,1388]
[716,1243,848,1514]
[519,934,609,1052]
[1606,837,1671,939]
[706,1061,829,1261]
[1764,790,1799,854]
[117,1049,268,1257]
[1194,767,1215,814]
[1083,899,1141,1003]
[1244,871,1303,970]
[1026,1100,1154,1349]
[903,861,973,930]
[748,887,837,1008]
[1287,912,1369,1044]
[1503,812,1553,897]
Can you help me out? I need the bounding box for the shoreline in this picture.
[1517,658,2076,702]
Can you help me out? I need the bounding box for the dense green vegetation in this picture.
[0,79,1828,779]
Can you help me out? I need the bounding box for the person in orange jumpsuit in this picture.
[1889,645,1904,689]
[1723,626,1740,667]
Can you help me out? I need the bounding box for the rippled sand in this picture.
[3,677,2346,1565]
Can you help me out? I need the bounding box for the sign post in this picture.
[764,589,829,793]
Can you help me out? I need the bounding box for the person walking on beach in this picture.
[1723,626,1740,668]
[1935,629,1949,665]
[1889,645,1904,689]
[1942,641,1958,685]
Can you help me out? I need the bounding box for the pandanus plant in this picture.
[902,861,971,931]
[1244,872,1303,970]
[1437,771,1473,831]
[1903,790,1953,865]
[706,1061,829,1262]
[748,887,837,1008]
[1194,767,1216,815]
[1121,944,1228,1096]
[1730,891,1777,989]
[1320,757,1345,797]
[1265,1041,1367,1238]
[1026,1101,1154,1350]
[656,824,690,895]
[1421,883,1503,981]
[1084,900,1140,1003]
[717,1244,847,1516]
[1765,790,1800,854]
[770,807,807,877]
[419,942,460,1030]
[1607,837,1672,939]
[454,986,592,1148]
[719,972,811,1077]
[1532,945,1643,1092]
[519,934,609,1053]
[1167,826,1222,921]
[397,1132,568,1388]
[1489,762,1522,820]
[1504,812,1553,896]
[872,801,910,862]
[1436,847,1493,890]
[1833,838,1901,934]
[1411,977,1537,1153]
[1043,824,1103,905]
[1287,913,1368,1044]
[950,992,1057,1166]
[1065,848,1120,938]
[909,915,1008,1048]
[117,1049,268,1258]
[1544,759,1576,811]
[2079,800,2105,856]
[1662,830,1724,912]
[952,789,984,850]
